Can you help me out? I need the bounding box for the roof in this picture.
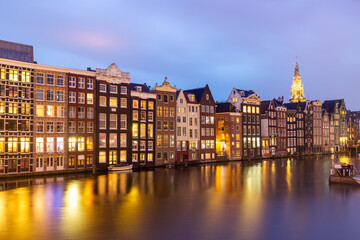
[260,101,271,114]
[130,83,152,93]
[183,92,198,104]
[184,86,206,103]
[235,89,255,98]
[216,102,238,113]
[322,99,344,113]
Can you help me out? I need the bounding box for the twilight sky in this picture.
[2,0,360,109]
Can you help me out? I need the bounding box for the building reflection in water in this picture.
[1,155,360,239]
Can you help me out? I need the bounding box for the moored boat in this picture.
[353,175,360,184]
[107,165,133,172]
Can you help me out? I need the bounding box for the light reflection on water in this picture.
[1,155,360,240]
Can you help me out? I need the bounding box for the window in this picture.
[132,141,138,151]
[140,111,146,121]
[9,70,18,81]
[109,133,117,147]
[164,107,169,117]
[163,121,168,130]
[132,123,138,137]
[78,122,85,133]
[47,122,54,133]
[99,96,106,106]
[99,84,106,92]
[78,92,85,104]
[56,106,64,118]
[148,141,153,150]
[121,98,127,108]
[78,137,85,151]
[170,108,175,117]
[87,107,94,119]
[120,150,126,162]
[87,93,93,104]
[164,95,168,103]
[110,114,117,129]
[78,77,85,89]
[86,155,93,167]
[36,90,44,101]
[69,92,76,103]
[206,94,209,100]
[133,100,139,108]
[86,137,93,151]
[37,73,44,84]
[140,123,146,138]
[46,105,54,117]
[109,85,117,93]
[87,122,94,133]
[47,74,54,85]
[69,76,76,88]
[157,107,162,117]
[120,133,127,147]
[69,121,76,133]
[121,115,127,129]
[57,91,64,102]
[57,122,64,133]
[109,151,117,165]
[148,112,154,121]
[140,101,146,109]
[110,97,117,107]
[46,138,54,152]
[78,107,85,118]
[57,75,64,86]
[140,141,146,151]
[0,138,4,153]
[133,110,138,121]
[47,90,54,101]
[99,151,106,163]
[36,122,44,133]
[36,138,44,153]
[157,135,162,147]
[121,86,127,94]
[87,78,93,89]
[170,121,175,131]
[148,124,153,138]
[148,101,154,109]
[69,107,76,118]
[99,133,106,148]
[99,113,106,129]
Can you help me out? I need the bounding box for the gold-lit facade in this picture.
[34,68,67,172]
[289,61,305,103]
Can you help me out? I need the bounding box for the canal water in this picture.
[1,155,360,240]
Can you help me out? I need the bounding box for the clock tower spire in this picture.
[289,60,306,103]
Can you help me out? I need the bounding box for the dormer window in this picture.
[189,94,195,102]
[241,91,245,96]
[136,86,142,92]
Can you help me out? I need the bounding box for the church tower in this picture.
[289,60,306,103]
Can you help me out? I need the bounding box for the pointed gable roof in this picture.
[184,86,206,103]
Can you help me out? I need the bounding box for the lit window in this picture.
[46,138,54,152]
[148,101,154,109]
[0,138,4,153]
[87,93,93,104]
[69,137,76,151]
[110,97,117,107]
[36,105,44,117]
[46,105,54,117]
[140,101,146,109]
[86,137,93,151]
[132,123,138,137]
[120,150,126,162]
[78,137,85,151]
[133,100,139,108]
[99,151,106,163]
[140,123,146,138]
[36,138,44,152]
[56,138,64,152]
[20,138,30,153]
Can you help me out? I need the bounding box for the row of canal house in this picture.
[0,40,356,175]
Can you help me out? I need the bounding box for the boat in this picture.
[353,175,360,184]
[107,165,133,172]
